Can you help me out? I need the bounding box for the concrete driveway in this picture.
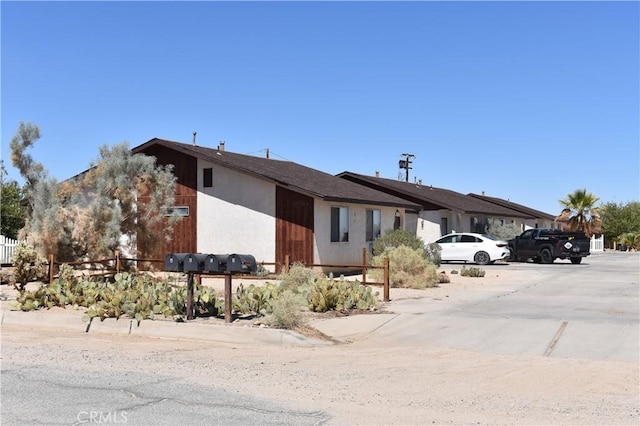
[314,252,639,362]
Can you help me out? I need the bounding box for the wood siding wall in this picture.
[137,146,197,261]
[276,187,314,272]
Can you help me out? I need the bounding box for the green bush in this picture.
[460,266,485,278]
[619,232,640,250]
[370,245,439,289]
[372,229,425,256]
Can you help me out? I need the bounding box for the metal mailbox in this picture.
[204,254,228,273]
[226,254,257,273]
[164,253,189,272]
[183,253,209,272]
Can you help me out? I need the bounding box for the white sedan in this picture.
[435,233,510,265]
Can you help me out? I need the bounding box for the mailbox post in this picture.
[165,253,257,323]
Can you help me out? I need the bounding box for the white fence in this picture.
[590,235,604,252]
[1,235,19,264]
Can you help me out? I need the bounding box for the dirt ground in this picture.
[1,265,639,425]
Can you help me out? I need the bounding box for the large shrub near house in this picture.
[372,229,425,255]
[370,245,439,289]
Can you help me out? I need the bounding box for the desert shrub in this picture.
[485,219,522,241]
[252,264,271,277]
[438,271,450,283]
[12,242,48,291]
[233,282,280,316]
[460,266,485,278]
[372,229,425,256]
[370,245,439,289]
[424,242,442,267]
[307,277,378,313]
[278,262,324,293]
[15,271,222,323]
[268,290,305,329]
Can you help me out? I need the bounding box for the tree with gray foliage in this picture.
[485,218,522,241]
[10,121,179,261]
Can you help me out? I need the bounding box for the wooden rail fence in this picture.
[41,248,390,323]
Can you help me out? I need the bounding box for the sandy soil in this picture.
[1,265,639,425]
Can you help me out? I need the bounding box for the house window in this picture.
[470,216,486,233]
[203,168,213,188]
[331,206,349,242]
[166,206,189,217]
[366,209,381,242]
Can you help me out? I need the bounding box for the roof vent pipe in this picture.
[218,140,225,151]
[192,132,197,145]
[266,148,270,159]
[375,170,379,177]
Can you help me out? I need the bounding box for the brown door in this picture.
[276,187,314,272]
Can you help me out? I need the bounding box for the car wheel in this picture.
[540,248,554,264]
[508,248,518,262]
[474,251,490,265]
[570,257,582,264]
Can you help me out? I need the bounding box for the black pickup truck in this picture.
[508,228,591,264]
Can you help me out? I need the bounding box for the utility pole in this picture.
[399,153,415,182]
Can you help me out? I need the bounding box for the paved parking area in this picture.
[316,252,640,362]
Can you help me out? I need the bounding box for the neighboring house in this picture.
[132,138,421,272]
[336,172,546,244]
[467,193,557,230]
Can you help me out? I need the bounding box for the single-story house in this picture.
[132,138,421,272]
[467,193,557,229]
[336,172,555,243]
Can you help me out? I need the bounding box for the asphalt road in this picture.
[370,252,639,362]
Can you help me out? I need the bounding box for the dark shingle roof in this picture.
[132,138,421,210]
[468,193,555,221]
[336,172,533,218]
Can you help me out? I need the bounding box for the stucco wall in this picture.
[196,159,276,264]
[416,210,445,243]
[314,201,404,266]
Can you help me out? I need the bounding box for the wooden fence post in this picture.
[361,247,367,285]
[284,254,290,273]
[224,273,233,323]
[48,254,55,284]
[383,257,390,302]
[186,273,194,320]
[114,250,121,273]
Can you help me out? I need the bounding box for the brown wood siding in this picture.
[136,147,197,264]
[276,187,314,272]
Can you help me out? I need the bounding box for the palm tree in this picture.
[619,232,640,251]
[557,189,601,238]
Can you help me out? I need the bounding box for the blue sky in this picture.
[2,1,638,215]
